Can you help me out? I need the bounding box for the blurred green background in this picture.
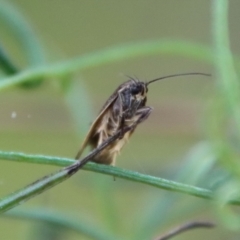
[0,1,240,239]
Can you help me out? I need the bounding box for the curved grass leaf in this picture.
[0,1,45,66]
[0,44,18,75]
[0,40,213,91]
[210,0,240,229]
[4,208,119,240]
[0,1,46,87]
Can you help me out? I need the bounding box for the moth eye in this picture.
[131,85,142,95]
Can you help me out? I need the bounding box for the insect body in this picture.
[75,73,210,165]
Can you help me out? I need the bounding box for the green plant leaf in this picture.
[4,208,119,240]
[0,1,45,66]
[1,150,240,216]
[0,40,213,91]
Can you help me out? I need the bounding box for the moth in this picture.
[75,72,209,165]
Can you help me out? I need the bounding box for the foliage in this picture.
[0,0,239,239]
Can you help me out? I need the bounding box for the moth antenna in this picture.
[124,75,135,81]
[146,72,211,86]
[134,75,140,82]
[130,75,139,83]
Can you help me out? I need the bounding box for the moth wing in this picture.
[75,92,119,160]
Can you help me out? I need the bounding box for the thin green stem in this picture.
[0,2,45,66]
[0,126,131,213]
[0,150,240,207]
[0,40,213,91]
[155,221,215,240]
[211,0,240,175]
[213,0,240,131]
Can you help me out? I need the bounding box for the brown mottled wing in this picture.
[75,89,119,160]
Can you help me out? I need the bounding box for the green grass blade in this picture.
[0,1,45,66]
[5,208,118,240]
[62,75,94,138]
[0,166,72,213]
[0,40,213,91]
[133,142,217,239]
[213,0,240,126]
[1,150,240,210]
[211,0,240,175]
[0,44,18,75]
[0,126,131,213]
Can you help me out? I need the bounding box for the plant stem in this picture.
[0,40,213,91]
[1,150,240,207]
[0,126,131,213]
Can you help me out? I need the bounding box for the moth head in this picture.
[127,72,210,102]
[129,81,148,100]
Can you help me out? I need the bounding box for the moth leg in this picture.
[133,106,153,127]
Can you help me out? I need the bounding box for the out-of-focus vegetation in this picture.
[0,0,240,239]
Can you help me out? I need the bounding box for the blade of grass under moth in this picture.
[2,150,240,206]
[0,126,132,214]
